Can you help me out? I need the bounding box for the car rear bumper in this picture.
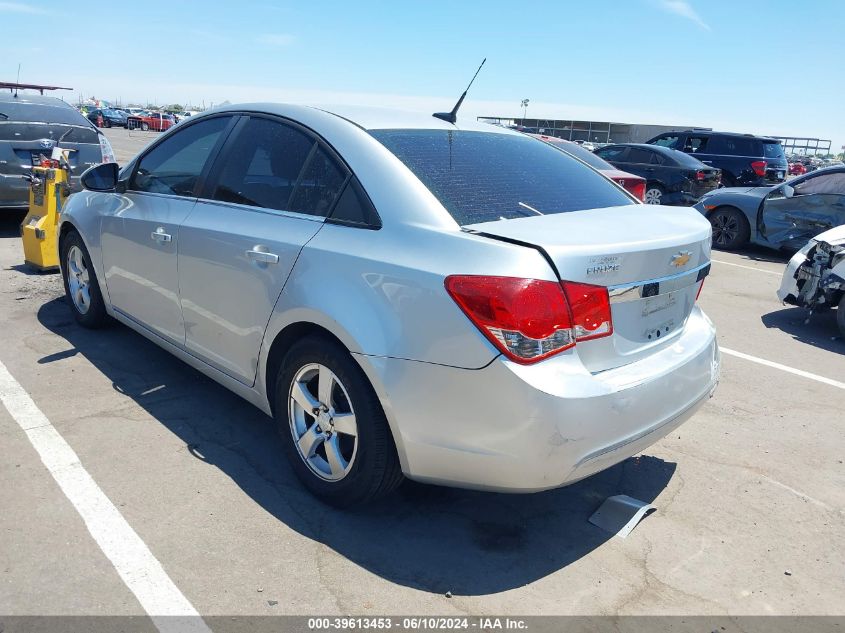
[359,306,719,492]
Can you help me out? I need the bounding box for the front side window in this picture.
[131,116,229,196]
[651,134,679,148]
[794,172,845,196]
[371,130,634,226]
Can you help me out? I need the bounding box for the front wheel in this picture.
[275,336,403,507]
[644,185,663,205]
[141,122,149,131]
[59,230,109,328]
[709,207,750,250]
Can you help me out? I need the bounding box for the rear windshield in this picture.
[0,100,90,126]
[662,147,709,168]
[763,141,785,160]
[548,140,613,170]
[370,129,634,225]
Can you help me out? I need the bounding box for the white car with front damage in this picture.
[778,225,845,336]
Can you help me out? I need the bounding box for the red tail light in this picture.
[695,170,706,181]
[750,160,767,177]
[626,180,646,202]
[445,276,612,364]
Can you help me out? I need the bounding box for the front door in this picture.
[100,115,233,344]
[759,170,845,249]
[178,115,349,385]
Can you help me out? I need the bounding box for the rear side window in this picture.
[594,146,628,161]
[131,116,229,197]
[371,130,633,225]
[288,145,348,217]
[763,141,785,160]
[708,136,759,156]
[683,136,709,153]
[625,148,654,164]
[211,117,314,211]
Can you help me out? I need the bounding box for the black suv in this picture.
[646,130,788,187]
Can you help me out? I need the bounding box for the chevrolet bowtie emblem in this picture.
[670,251,692,267]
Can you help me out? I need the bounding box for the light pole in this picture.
[520,99,529,124]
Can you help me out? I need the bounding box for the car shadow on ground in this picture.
[761,306,843,352]
[0,212,25,238]
[719,243,792,265]
[36,297,676,596]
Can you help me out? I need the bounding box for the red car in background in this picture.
[528,134,647,201]
[127,112,175,132]
[788,162,807,176]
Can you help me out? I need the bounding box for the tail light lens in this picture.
[695,170,706,181]
[445,276,612,364]
[98,133,116,164]
[626,180,646,202]
[751,160,767,177]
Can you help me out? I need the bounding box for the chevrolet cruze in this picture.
[60,104,720,507]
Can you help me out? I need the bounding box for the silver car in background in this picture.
[0,93,115,209]
[59,104,719,506]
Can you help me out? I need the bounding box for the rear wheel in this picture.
[103,119,111,128]
[59,230,109,329]
[141,122,149,131]
[709,206,750,250]
[275,336,403,507]
[644,185,663,205]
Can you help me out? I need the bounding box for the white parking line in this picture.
[721,347,845,390]
[0,359,210,633]
[711,259,782,276]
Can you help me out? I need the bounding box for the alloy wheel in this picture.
[288,363,358,481]
[711,212,739,246]
[66,245,91,315]
[644,188,662,204]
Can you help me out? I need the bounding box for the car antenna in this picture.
[433,58,486,124]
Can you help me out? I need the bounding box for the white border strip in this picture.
[711,259,781,276]
[721,347,845,390]
[0,359,210,633]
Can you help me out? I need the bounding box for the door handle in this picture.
[246,248,279,264]
[151,227,172,243]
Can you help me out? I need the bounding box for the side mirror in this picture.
[80,162,119,192]
[781,184,795,199]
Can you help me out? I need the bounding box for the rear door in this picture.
[177,114,348,385]
[759,169,845,248]
[100,115,234,344]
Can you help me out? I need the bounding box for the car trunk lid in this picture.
[464,204,712,372]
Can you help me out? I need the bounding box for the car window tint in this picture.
[595,146,627,161]
[370,130,634,226]
[651,135,678,148]
[763,141,786,159]
[651,152,665,165]
[625,148,653,164]
[684,136,709,153]
[211,117,314,211]
[794,172,845,196]
[329,178,380,226]
[131,116,229,196]
[288,145,348,217]
[713,136,758,156]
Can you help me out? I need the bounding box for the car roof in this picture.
[675,129,779,142]
[207,102,515,134]
[0,92,77,109]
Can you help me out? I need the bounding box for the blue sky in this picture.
[2,0,843,149]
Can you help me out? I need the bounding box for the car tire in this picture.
[837,295,845,338]
[103,119,111,128]
[141,122,149,131]
[274,335,403,507]
[708,206,750,250]
[59,230,110,329]
[644,185,664,205]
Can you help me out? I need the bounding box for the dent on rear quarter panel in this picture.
[259,221,557,370]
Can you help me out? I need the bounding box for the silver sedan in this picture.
[59,104,720,506]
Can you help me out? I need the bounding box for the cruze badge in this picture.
[670,251,692,267]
